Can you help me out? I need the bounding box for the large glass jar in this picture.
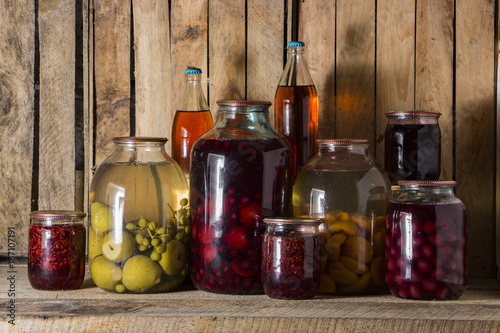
[189,100,294,294]
[28,210,86,290]
[386,181,467,300]
[384,110,441,184]
[89,137,189,293]
[293,139,391,294]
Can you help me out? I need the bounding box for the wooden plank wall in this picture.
[0,0,497,279]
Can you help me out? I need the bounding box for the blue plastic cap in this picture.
[185,67,202,74]
[287,41,305,47]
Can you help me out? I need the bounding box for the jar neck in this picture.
[214,106,272,131]
[266,223,319,236]
[386,115,439,125]
[110,140,169,164]
[392,185,457,202]
[317,143,369,157]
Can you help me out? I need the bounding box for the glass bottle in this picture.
[384,110,441,184]
[88,137,190,293]
[262,217,321,299]
[386,181,467,300]
[28,210,86,290]
[293,140,391,295]
[171,67,214,182]
[189,100,294,294]
[274,41,319,175]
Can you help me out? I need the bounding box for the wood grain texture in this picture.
[94,0,131,165]
[375,0,415,162]
[415,0,454,181]
[336,0,376,153]
[133,0,171,140]
[455,0,496,278]
[38,0,76,209]
[84,0,92,218]
[0,1,35,255]
[247,0,285,121]
[298,0,335,140]
[497,0,500,281]
[208,0,246,114]
[170,0,209,117]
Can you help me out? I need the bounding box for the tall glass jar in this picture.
[89,137,190,293]
[28,210,86,290]
[189,100,294,294]
[293,139,391,294]
[384,110,441,184]
[386,181,467,300]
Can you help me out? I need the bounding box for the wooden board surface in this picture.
[455,0,496,278]
[0,1,35,254]
[2,264,500,332]
[38,0,76,210]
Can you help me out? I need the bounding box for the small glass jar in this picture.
[386,181,467,300]
[89,137,189,293]
[293,139,391,295]
[384,110,441,184]
[28,210,86,290]
[262,218,321,299]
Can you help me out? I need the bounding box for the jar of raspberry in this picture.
[28,210,86,290]
[386,181,468,300]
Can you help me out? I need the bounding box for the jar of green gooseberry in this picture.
[88,137,190,293]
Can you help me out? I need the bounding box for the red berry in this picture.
[231,257,259,277]
[200,244,217,264]
[417,258,433,274]
[423,220,436,234]
[422,278,438,292]
[408,283,423,299]
[239,202,261,228]
[197,225,219,244]
[224,226,251,251]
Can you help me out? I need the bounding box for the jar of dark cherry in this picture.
[386,181,467,300]
[262,218,321,299]
[384,110,441,184]
[28,210,86,290]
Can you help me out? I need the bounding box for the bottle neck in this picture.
[178,73,209,111]
[279,46,315,86]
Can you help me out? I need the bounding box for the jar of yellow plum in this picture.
[293,140,391,294]
[89,137,190,293]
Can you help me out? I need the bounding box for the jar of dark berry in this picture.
[386,181,467,300]
[28,210,86,290]
[262,218,321,299]
[189,100,294,294]
[385,110,441,184]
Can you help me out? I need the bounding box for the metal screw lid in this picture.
[397,180,457,187]
[30,210,87,219]
[185,66,202,74]
[287,41,305,47]
[263,217,321,225]
[385,110,441,118]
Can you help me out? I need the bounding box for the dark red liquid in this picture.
[386,201,467,300]
[262,233,320,299]
[28,224,86,290]
[274,85,318,174]
[189,138,293,294]
[384,124,441,184]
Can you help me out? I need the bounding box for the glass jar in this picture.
[262,218,321,299]
[189,100,294,294]
[28,210,86,290]
[386,181,467,300]
[293,139,391,294]
[89,137,189,293]
[384,110,441,184]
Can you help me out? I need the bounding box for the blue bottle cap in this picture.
[185,67,202,74]
[287,41,305,47]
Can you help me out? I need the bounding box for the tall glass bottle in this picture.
[274,41,319,175]
[172,67,214,182]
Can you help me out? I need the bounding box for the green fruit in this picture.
[159,240,187,276]
[90,202,113,236]
[115,284,126,293]
[122,255,161,292]
[180,198,188,207]
[125,222,136,231]
[150,252,161,262]
[88,226,103,262]
[138,216,148,228]
[151,238,161,247]
[90,255,123,290]
[102,230,135,262]
[139,245,148,252]
[148,221,158,231]
[135,234,144,245]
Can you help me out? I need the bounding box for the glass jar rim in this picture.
[263,217,321,225]
[316,139,370,147]
[397,180,456,187]
[216,100,272,107]
[112,137,168,144]
[30,210,87,219]
[385,110,441,118]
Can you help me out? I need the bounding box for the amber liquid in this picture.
[274,85,318,174]
[171,110,214,178]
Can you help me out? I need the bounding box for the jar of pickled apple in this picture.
[189,100,294,294]
[89,137,190,293]
[293,139,391,294]
[386,181,467,300]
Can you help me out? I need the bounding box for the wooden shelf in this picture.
[3,262,500,332]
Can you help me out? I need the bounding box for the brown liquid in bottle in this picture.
[274,85,318,173]
[172,110,214,176]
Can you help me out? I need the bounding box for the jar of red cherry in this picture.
[189,100,294,294]
[262,218,321,299]
[386,181,467,300]
[28,210,86,290]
